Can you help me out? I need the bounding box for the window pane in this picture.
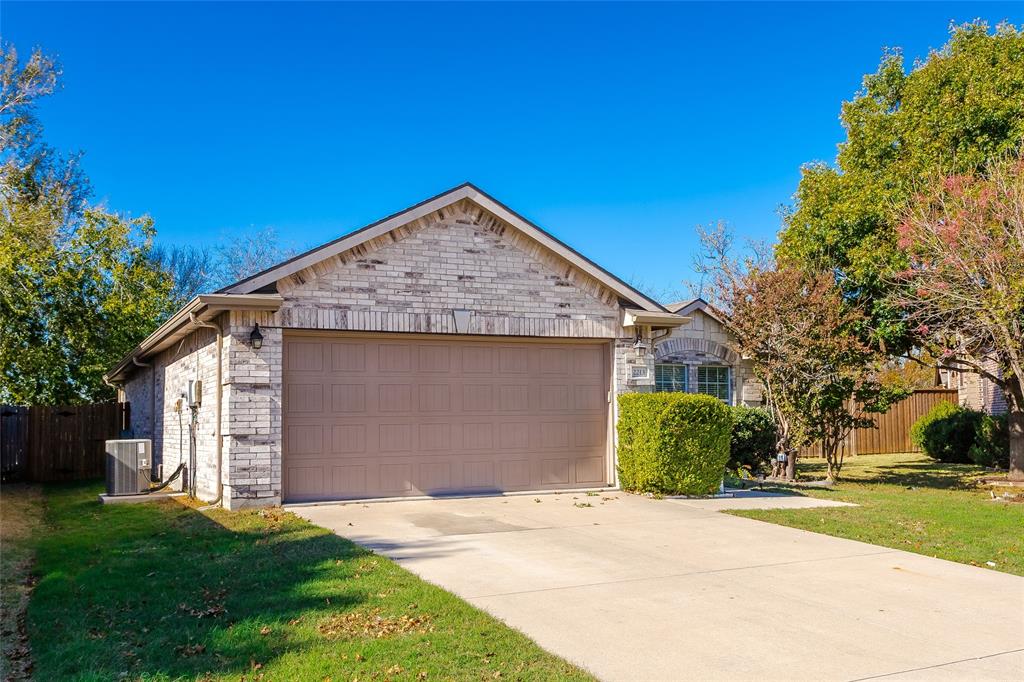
[655,364,687,392]
[697,366,730,403]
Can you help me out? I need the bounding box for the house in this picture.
[106,183,691,508]
[940,360,1009,415]
[655,299,762,407]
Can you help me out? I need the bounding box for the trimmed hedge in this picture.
[617,392,732,495]
[729,406,777,474]
[910,401,982,464]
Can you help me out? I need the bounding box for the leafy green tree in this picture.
[1,44,176,404]
[777,21,1024,354]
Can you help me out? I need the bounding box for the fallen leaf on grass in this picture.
[174,643,206,657]
[317,609,433,639]
[177,602,226,619]
[259,626,271,635]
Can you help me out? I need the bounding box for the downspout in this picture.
[190,312,224,508]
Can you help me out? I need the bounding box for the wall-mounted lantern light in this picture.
[250,323,264,350]
[633,330,648,357]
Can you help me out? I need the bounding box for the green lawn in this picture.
[13,482,592,681]
[729,452,1024,576]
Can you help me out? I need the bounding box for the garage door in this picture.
[282,333,610,502]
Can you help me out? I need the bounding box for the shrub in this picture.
[617,392,732,495]
[910,401,982,464]
[969,414,1010,469]
[728,406,777,475]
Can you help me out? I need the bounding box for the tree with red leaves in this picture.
[696,225,905,480]
[894,152,1024,480]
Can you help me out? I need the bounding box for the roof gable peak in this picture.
[221,183,665,312]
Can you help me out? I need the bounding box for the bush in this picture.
[969,414,1010,469]
[729,406,777,474]
[910,401,982,464]
[617,392,732,495]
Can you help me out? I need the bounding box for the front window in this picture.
[697,366,731,404]
[655,364,688,392]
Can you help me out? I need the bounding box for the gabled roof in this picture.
[665,297,728,325]
[219,182,667,313]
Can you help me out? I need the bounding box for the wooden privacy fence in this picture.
[799,389,958,458]
[1,403,127,482]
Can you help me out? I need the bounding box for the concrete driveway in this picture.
[293,492,1024,681]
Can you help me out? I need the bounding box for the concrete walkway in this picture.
[293,492,1024,681]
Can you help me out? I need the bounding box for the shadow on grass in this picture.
[28,481,385,680]
[862,462,980,491]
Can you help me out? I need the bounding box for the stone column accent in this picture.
[223,310,283,509]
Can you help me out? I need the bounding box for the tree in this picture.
[696,224,905,480]
[777,22,1024,355]
[149,243,218,305]
[214,226,296,288]
[0,43,176,404]
[893,152,1024,479]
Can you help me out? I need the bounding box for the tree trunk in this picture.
[785,449,797,481]
[1007,378,1024,482]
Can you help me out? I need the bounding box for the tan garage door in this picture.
[282,333,610,502]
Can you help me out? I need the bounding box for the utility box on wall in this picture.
[105,439,152,495]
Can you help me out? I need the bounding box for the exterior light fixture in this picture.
[633,330,648,357]
[250,323,264,350]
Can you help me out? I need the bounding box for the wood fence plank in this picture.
[799,389,958,458]
[0,403,123,482]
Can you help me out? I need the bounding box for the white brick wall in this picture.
[274,199,621,338]
[122,324,222,501]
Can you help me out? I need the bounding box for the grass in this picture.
[16,482,593,681]
[729,452,1024,576]
[1,483,43,681]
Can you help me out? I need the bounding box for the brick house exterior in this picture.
[941,359,1009,415]
[109,184,687,508]
[655,299,763,407]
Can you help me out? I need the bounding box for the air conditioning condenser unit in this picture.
[105,439,153,496]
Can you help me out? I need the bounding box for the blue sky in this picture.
[4,2,1022,300]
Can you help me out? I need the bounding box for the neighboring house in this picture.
[654,299,763,407]
[940,360,1008,415]
[106,183,687,508]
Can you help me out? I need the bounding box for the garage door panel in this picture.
[378,344,412,372]
[462,346,493,373]
[331,465,367,495]
[331,384,366,413]
[284,334,610,501]
[541,458,570,485]
[287,384,324,413]
[576,457,605,483]
[418,384,451,411]
[287,424,323,456]
[380,463,413,492]
[331,424,366,454]
[330,343,366,371]
[288,342,324,371]
[418,345,451,372]
[378,384,412,412]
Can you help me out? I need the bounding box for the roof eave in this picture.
[104,294,283,383]
[622,309,690,330]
